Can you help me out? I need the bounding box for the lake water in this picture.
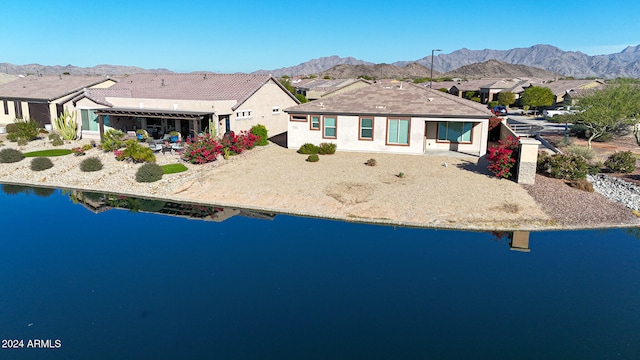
[0,185,639,359]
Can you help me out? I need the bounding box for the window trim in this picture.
[358,116,374,141]
[289,114,308,122]
[310,115,320,130]
[436,121,474,144]
[385,117,410,146]
[14,100,23,119]
[322,116,337,139]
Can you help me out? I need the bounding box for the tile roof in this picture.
[537,79,604,96]
[106,73,296,109]
[0,75,114,100]
[285,82,492,118]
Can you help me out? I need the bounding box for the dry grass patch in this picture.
[325,182,374,205]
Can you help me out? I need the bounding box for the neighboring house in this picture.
[563,85,606,106]
[292,78,369,100]
[520,79,604,107]
[0,75,116,127]
[285,82,492,156]
[65,73,299,139]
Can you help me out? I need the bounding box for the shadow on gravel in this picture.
[455,156,494,177]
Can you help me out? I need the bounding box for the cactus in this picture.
[54,108,78,140]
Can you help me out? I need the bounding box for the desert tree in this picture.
[520,86,554,115]
[497,91,516,107]
[563,80,640,148]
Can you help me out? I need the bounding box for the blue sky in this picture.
[1,0,638,73]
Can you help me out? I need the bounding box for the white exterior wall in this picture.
[229,81,297,136]
[0,100,19,125]
[288,114,425,155]
[288,114,488,156]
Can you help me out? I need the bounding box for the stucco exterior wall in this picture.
[0,100,19,125]
[288,115,488,156]
[229,81,298,136]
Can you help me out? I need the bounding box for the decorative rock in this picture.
[588,174,640,211]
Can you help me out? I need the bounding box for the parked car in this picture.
[492,106,507,116]
[542,107,574,118]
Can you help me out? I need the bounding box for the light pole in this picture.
[429,49,441,89]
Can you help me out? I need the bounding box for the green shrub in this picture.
[570,124,589,139]
[30,157,54,171]
[565,145,595,160]
[546,153,589,180]
[48,133,64,146]
[250,124,269,146]
[5,123,18,133]
[6,132,18,142]
[306,154,319,162]
[488,101,499,109]
[117,139,156,163]
[0,148,24,163]
[11,118,40,144]
[80,156,103,172]
[318,142,337,155]
[101,129,125,151]
[136,163,164,183]
[81,144,93,151]
[604,151,636,173]
[536,151,551,174]
[298,143,319,154]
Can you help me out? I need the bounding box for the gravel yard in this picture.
[1,133,640,230]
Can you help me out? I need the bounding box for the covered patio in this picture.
[93,107,217,141]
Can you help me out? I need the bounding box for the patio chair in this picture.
[148,141,162,153]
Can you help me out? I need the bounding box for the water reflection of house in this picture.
[72,191,275,222]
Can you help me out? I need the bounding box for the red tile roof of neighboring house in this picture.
[0,75,115,100]
[105,73,297,110]
[285,82,492,118]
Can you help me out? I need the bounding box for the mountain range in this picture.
[255,44,640,79]
[2,44,639,79]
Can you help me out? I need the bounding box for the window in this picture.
[14,101,23,119]
[323,116,336,138]
[387,118,410,145]
[359,117,373,140]
[437,122,473,143]
[290,114,307,122]
[272,107,280,114]
[2,99,8,115]
[236,109,252,119]
[310,116,320,130]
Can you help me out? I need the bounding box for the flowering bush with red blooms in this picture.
[181,134,224,164]
[220,131,258,155]
[113,149,125,161]
[488,117,503,131]
[487,135,520,178]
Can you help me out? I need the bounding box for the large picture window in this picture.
[359,117,373,140]
[323,116,336,138]
[387,118,410,145]
[437,122,473,143]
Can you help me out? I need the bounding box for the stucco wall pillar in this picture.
[517,138,540,185]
